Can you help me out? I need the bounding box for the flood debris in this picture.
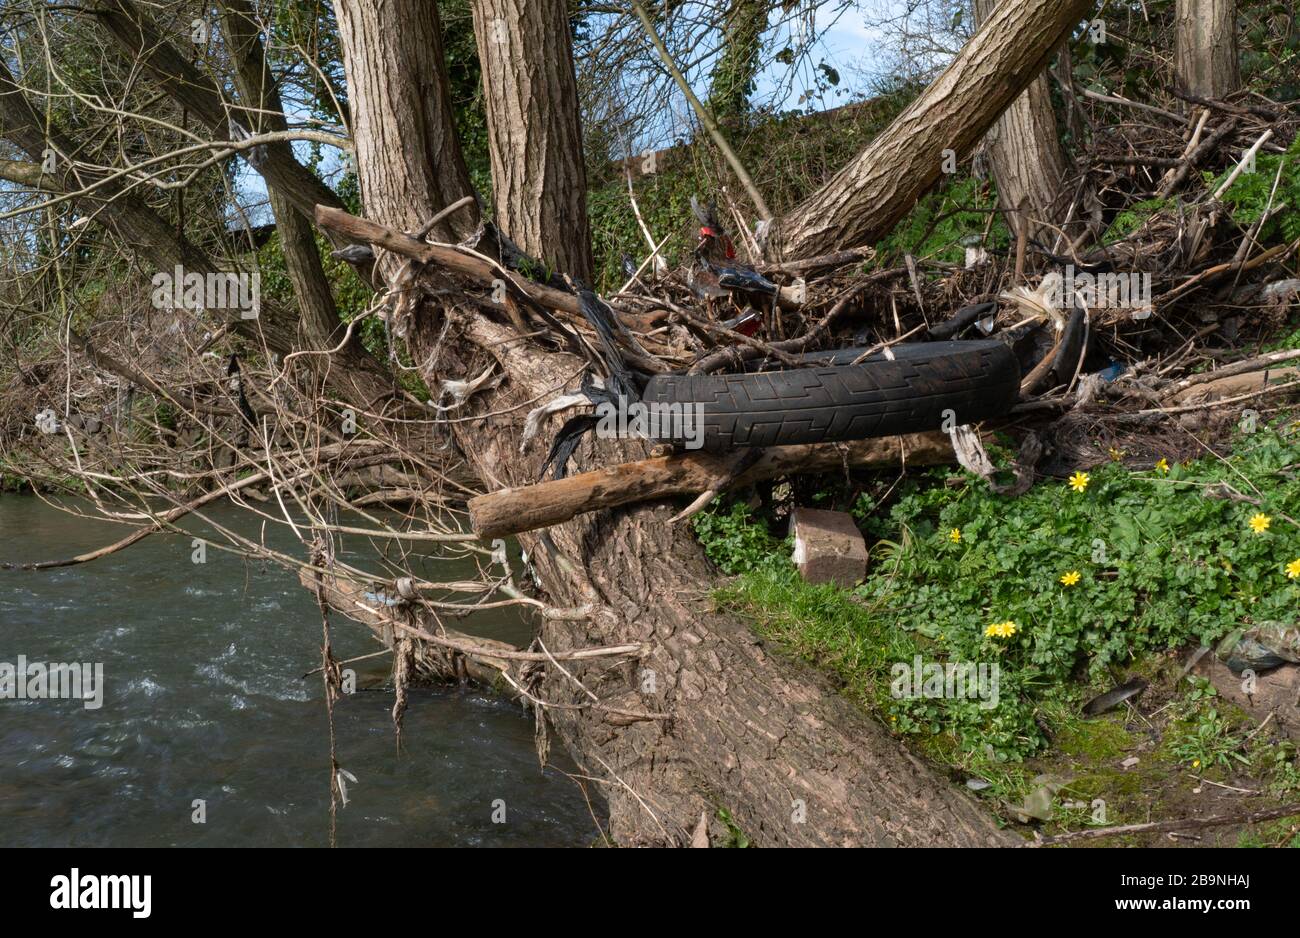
[1216,623,1300,674]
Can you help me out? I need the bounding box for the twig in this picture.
[618,231,672,295]
[1211,130,1275,200]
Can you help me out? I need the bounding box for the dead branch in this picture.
[467,432,959,539]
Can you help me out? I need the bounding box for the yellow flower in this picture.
[984,620,1018,639]
[1286,559,1300,579]
[1068,471,1090,493]
[1108,447,1124,462]
[949,528,962,543]
[1155,458,1169,473]
[1192,759,1201,769]
[1248,513,1271,534]
[1060,570,1081,587]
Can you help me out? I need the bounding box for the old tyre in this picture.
[641,340,1021,452]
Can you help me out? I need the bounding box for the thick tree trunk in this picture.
[1175,0,1241,98]
[769,0,1095,259]
[470,0,593,282]
[971,0,1069,242]
[415,313,1013,846]
[323,2,1015,844]
[332,0,478,269]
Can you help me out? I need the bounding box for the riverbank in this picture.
[693,420,1300,846]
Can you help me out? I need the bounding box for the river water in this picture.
[0,496,595,847]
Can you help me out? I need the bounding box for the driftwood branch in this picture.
[315,204,582,315]
[468,432,958,539]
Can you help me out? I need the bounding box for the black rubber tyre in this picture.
[641,340,1021,452]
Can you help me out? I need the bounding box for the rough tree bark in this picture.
[971,0,1070,242]
[769,0,1095,259]
[327,1,1015,846]
[332,0,478,271]
[1175,0,1241,98]
[470,0,593,282]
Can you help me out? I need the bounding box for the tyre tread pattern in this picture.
[642,340,1020,451]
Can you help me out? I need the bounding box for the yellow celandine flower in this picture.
[1286,559,1300,579]
[1060,571,1081,587]
[1108,447,1124,462]
[1155,458,1169,473]
[1249,513,1271,534]
[984,620,1018,639]
[949,528,962,543]
[1192,759,1201,769]
[1068,471,1090,493]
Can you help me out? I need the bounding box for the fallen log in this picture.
[1164,347,1300,397]
[468,431,957,539]
[316,204,583,315]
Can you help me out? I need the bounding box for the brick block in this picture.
[789,508,868,588]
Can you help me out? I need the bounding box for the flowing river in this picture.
[0,496,594,847]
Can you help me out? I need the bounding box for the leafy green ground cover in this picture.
[695,423,1300,837]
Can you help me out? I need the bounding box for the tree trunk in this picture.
[322,3,1015,846]
[769,0,1095,260]
[1175,0,1241,98]
[971,0,1069,242]
[217,0,395,409]
[332,0,478,271]
[470,0,593,282]
[411,313,1013,846]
